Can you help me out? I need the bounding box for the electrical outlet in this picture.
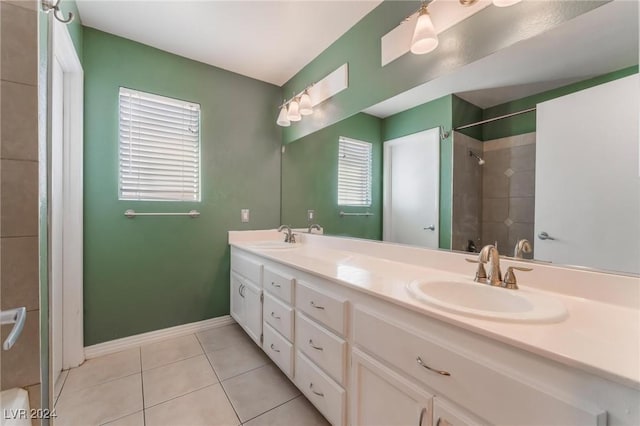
[241,209,250,223]
[307,210,315,221]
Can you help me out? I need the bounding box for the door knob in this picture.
[424,225,435,231]
[538,231,555,240]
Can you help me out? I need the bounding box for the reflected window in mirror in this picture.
[338,137,372,207]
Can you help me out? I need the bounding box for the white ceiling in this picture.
[76,0,382,86]
[364,0,639,116]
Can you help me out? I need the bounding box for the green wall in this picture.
[83,28,282,345]
[381,95,453,249]
[281,113,382,240]
[482,65,639,140]
[282,0,607,144]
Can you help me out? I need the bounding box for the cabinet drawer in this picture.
[231,252,262,285]
[296,312,346,385]
[263,323,293,378]
[295,350,345,426]
[296,280,347,336]
[354,307,605,426]
[263,267,295,304]
[264,292,294,341]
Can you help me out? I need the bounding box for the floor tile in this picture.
[141,334,203,370]
[101,411,144,426]
[143,354,218,408]
[63,348,140,394]
[55,374,142,426]
[223,364,299,422]
[243,396,329,426]
[206,337,270,380]
[145,384,239,426]
[197,324,249,353]
[54,369,69,404]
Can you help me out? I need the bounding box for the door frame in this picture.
[382,127,440,245]
[50,18,84,369]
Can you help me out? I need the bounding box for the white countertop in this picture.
[229,231,640,390]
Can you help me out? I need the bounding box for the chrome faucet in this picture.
[479,244,502,286]
[277,225,296,243]
[308,223,321,233]
[514,239,532,259]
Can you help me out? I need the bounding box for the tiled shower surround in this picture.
[452,132,536,257]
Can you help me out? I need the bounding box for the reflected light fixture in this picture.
[411,2,439,55]
[493,0,522,6]
[276,103,290,127]
[287,97,302,122]
[299,90,313,116]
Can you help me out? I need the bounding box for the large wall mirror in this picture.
[281,0,639,275]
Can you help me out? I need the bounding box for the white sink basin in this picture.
[245,241,299,250]
[406,279,567,323]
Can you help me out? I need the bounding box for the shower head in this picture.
[469,150,485,165]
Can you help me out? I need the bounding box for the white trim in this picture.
[84,315,236,359]
[51,20,84,369]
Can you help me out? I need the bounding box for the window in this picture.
[338,136,372,206]
[119,87,201,201]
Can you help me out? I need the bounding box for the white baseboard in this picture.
[84,315,235,359]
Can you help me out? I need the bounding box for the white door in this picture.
[535,74,640,274]
[351,349,432,426]
[384,128,440,248]
[51,56,64,385]
[243,280,263,346]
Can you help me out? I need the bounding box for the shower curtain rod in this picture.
[454,107,536,131]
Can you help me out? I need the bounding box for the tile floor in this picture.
[54,324,330,426]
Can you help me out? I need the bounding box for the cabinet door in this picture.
[352,349,433,426]
[230,273,245,325]
[433,398,485,426]
[243,280,263,346]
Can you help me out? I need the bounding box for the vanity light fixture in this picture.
[276,103,290,127]
[411,2,439,55]
[299,90,313,116]
[287,97,302,122]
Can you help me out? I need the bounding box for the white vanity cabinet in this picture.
[230,253,263,346]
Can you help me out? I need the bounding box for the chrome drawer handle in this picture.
[270,343,280,353]
[270,312,281,320]
[1,307,26,351]
[309,301,325,310]
[436,418,453,426]
[416,356,451,376]
[419,407,427,426]
[308,339,323,351]
[309,383,324,397]
[271,281,281,288]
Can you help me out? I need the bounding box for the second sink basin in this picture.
[406,279,567,323]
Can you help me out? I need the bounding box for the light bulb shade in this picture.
[492,0,522,7]
[411,9,439,55]
[276,105,290,127]
[299,91,313,116]
[287,99,302,122]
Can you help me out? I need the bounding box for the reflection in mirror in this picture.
[280,1,639,275]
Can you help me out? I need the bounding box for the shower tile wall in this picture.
[0,0,41,404]
[481,133,536,257]
[452,132,483,252]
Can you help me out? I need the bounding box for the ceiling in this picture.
[364,0,638,116]
[76,0,382,86]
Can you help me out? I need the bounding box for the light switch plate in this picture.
[307,210,315,221]
[241,209,250,223]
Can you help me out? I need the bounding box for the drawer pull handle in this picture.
[309,301,325,310]
[436,418,453,426]
[416,356,451,376]
[239,284,245,298]
[270,312,281,320]
[419,407,427,426]
[271,281,281,288]
[270,343,280,353]
[309,383,324,397]
[308,339,323,351]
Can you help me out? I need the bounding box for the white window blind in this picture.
[338,137,372,206]
[119,87,201,201]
